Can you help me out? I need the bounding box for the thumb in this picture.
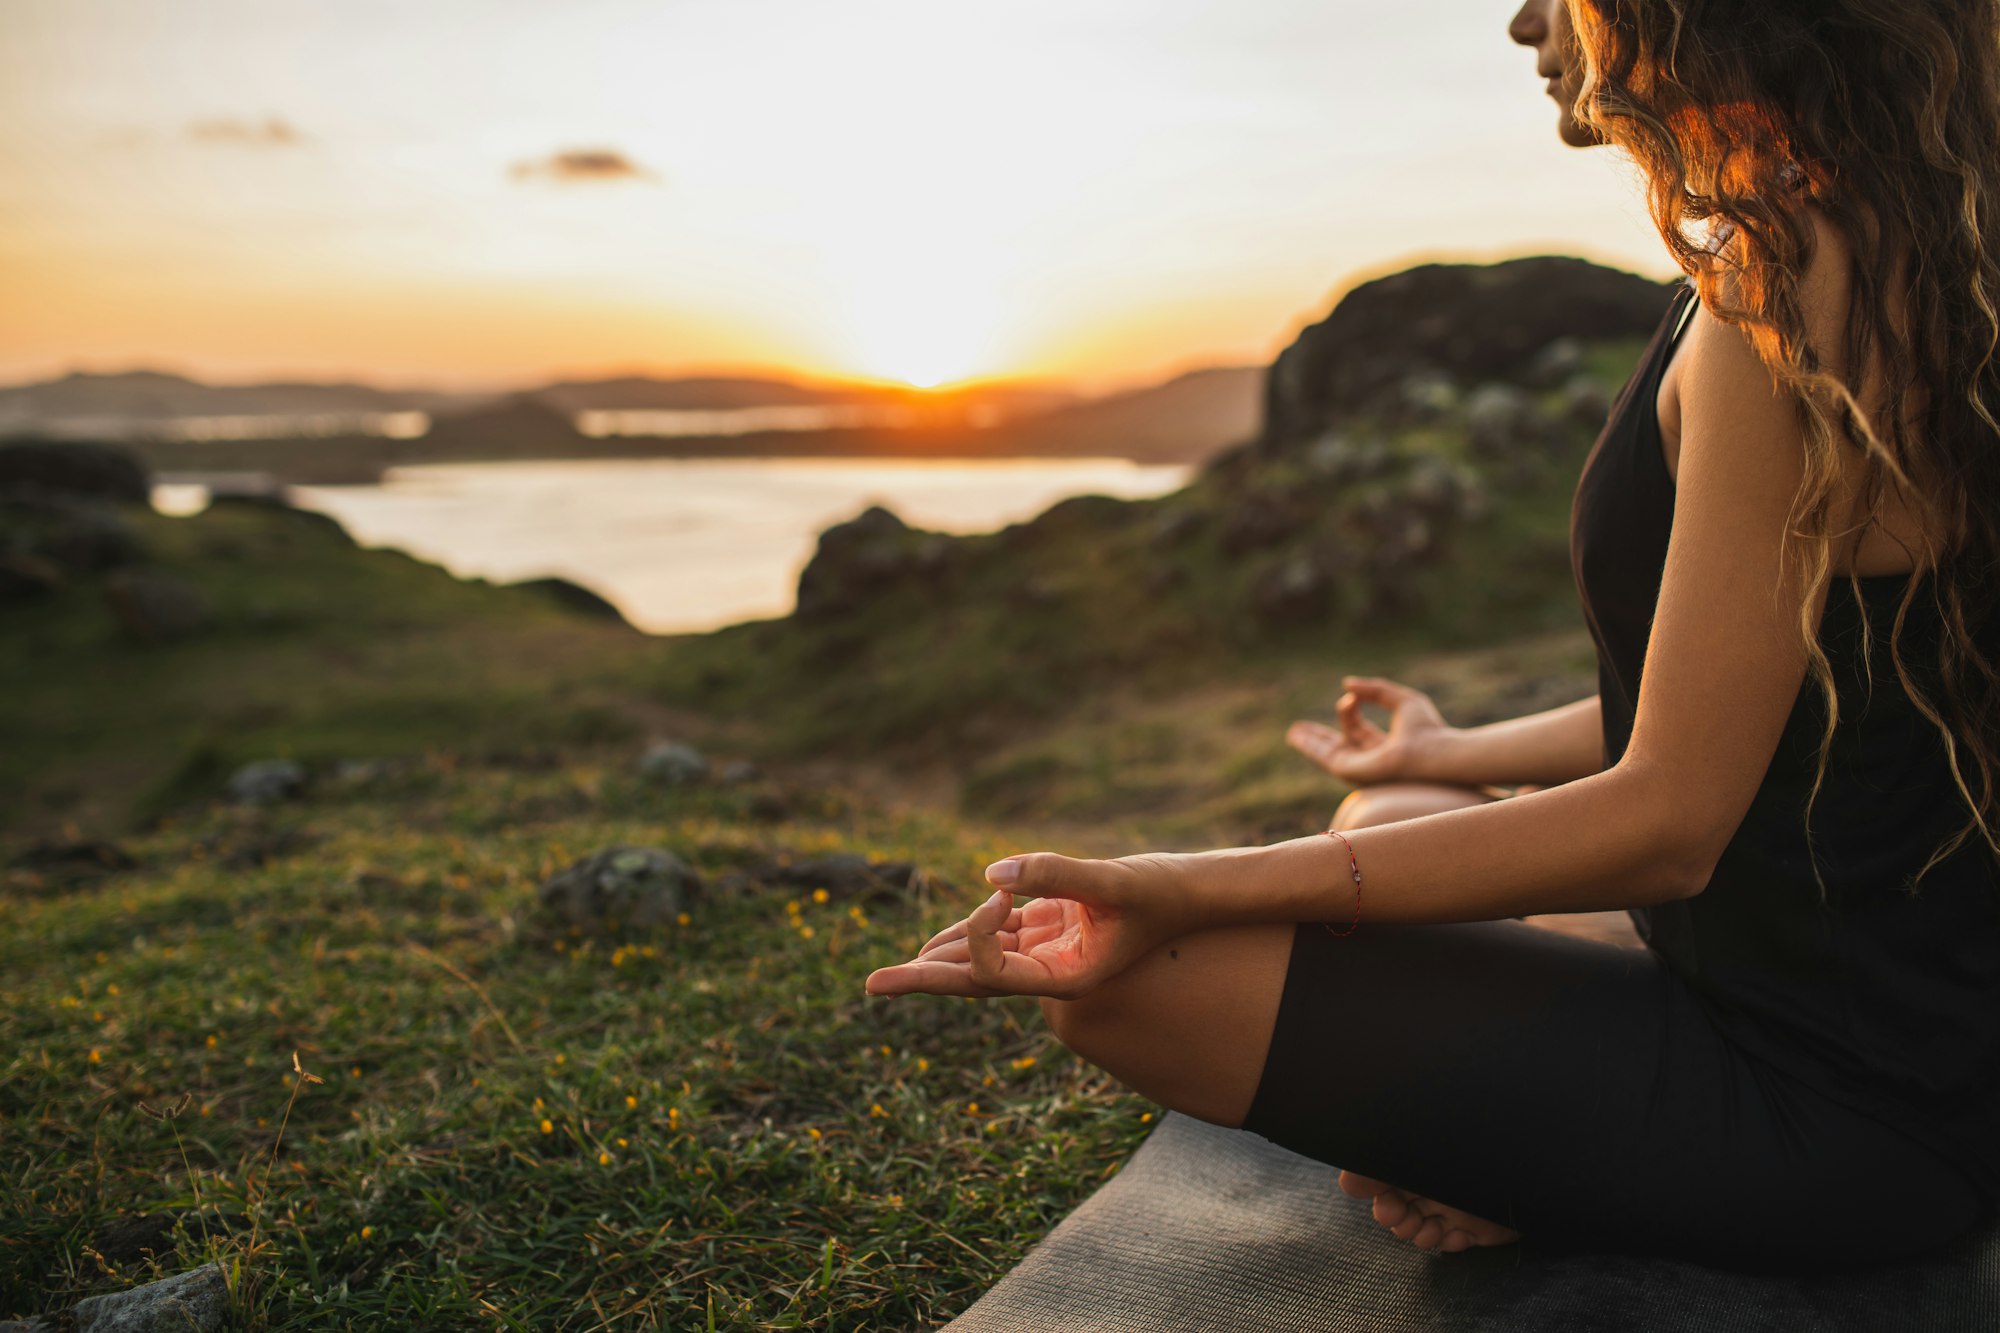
[986,852,1114,903]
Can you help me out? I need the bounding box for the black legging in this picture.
[1238,919,1989,1271]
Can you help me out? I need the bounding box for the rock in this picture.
[1251,550,1338,626]
[538,846,703,931]
[1262,257,1672,446]
[102,570,212,642]
[0,440,151,503]
[70,1263,229,1332]
[226,759,306,806]
[719,760,760,784]
[512,576,633,626]
[794,505,954,619]
[0,1319,48,1331]
[639,741,709,787]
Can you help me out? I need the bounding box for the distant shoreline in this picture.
[120,421,1238,487]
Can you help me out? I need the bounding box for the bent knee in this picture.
[1332,782,1498,831]
[1039,990,1126,1062]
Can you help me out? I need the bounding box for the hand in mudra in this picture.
[1287,674,1452,786]
[863,853,1192,1001]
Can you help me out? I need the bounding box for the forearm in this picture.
[1413,695,1605,789]
[1177,757,1699,929]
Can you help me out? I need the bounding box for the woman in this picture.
[864,0,2000,1270]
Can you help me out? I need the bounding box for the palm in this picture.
[864,868,1162,1000]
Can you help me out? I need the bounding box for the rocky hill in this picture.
[657,256,1669,757]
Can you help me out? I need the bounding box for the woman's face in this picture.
[1510,0,1601,148]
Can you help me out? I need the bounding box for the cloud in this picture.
[509,148,659,185]
[187,117,308,148]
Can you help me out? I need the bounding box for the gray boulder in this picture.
[639,741,709,787]
[71,1263,229,1332]
[226,759,306,806]
[539,846,703,930]
[793,505,953,619]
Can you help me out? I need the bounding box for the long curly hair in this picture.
[1568,0,2000,892]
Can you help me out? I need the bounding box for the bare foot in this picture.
[1338,1171,1522,1254]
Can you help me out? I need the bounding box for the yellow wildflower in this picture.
[205,1035,218,1048]
[808,1127,822,1141]
[540,1119,554,1135]
[812,888,829,904]
[598,1151,612,1166]
[676,913,691,927]
[361,1226,373,1240]
[870,1103,888,1118]
[87,1049,101,1064]
[625,1095,638,1110]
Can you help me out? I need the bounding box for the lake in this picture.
[158,457,1192,633]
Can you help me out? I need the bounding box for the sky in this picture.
[0,0,1670,393]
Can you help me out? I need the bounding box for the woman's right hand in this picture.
[1286,675,1456,786]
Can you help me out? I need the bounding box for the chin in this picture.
[1558,115,1604,149]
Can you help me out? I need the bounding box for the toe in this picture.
[1371,1191,1411,1228]
[1411,1215,1447,1251]
[1441,1229,1474,1254]
[1339,1171,1395,1199]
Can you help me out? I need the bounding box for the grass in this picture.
[1,761,1157,1329]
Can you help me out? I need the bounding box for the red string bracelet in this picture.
[1319,829,1362,937]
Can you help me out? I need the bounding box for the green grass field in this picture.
[2,758,1160,1329]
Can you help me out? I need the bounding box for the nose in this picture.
[1509,1,1548,47]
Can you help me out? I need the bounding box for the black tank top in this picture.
[1572,280,2000,1202]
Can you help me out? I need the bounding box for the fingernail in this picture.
[986,858,1021,886]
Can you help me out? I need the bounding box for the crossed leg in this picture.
[1037,779,1529,1253]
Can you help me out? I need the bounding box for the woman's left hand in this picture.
[863,852,1196,1001]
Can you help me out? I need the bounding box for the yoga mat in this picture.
[940,1111,2000,1332]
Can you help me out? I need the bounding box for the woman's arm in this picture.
[1413,694,1605,789]
[1290,679,1602,791]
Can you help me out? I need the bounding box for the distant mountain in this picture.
[0,367,1087,438]
[980,366,1264,463]
[0,370,471,428]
